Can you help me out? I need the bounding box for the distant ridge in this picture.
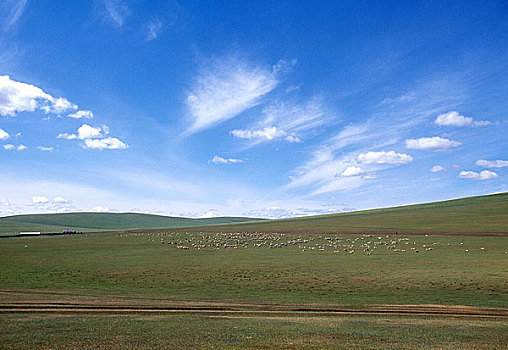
[0,212,265,236]
[162,193,508,235]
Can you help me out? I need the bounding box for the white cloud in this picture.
[210,156,244,164]
[197,210,219,218]
[1,0,27,32]
[78,124,103,139]
[0,75,78,116]
[285,149,365,195]
[40,97,77,114]
[232,98,327,145]
[3,143,24,151]
[58,124,127,150]
[340,166,364,177]
[0,128,9,140]
[53,196,68,203]
[37,146,54,152]
[185,57,277,134]
[434,111,490,127]
[67,110,93,119]
[146,19,163,41]
[405,136,461,151]
[91,205,109,212]
[32,196,49,204]
[83,137,128,150]
[475,159,508,168]
[57,133,77,140]
[285,85,466,197]
[244,205,351,220]
[357,151,413,164]
[430,165,445,173]
[231,126,300,142]
[459,170,498,180]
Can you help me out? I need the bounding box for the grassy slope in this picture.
[0,212,265,235]
[177,193,508,235]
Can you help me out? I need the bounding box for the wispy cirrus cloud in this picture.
[0,0,27,32]
[231,97,328,144]
[145,19,163,41]
[184,57,278,135]
[284,87,457,196]
[102,0,129,27]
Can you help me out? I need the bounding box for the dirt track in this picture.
[1,289,506,318]
[1,302,506,318]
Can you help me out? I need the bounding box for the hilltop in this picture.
[165,193,508,235]
[0,212,265,236]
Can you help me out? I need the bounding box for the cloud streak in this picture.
[231,98,328,145]
[210,156,244,164]
[184,57,277,135]
[1,0,27,32]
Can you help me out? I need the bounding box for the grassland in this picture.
[0,212,265,236]
[1,313,506,349]
[0,231,507,348]
[1,232,506,307]
[1,193,507,348]
[174,192,508,235]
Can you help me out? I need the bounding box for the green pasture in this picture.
[1,313,506,349]
[1,232,506,308]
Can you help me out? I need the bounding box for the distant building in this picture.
[20,232,41,235]
[61,229,77,234]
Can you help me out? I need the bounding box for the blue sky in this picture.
[0,0,507,218]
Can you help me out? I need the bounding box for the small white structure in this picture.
[19,232,41,235]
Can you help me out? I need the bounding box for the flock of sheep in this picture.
[117,231,479,255]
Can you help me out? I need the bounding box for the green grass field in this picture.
[1,193,507,348]
[1,313,506,349]
[0,231,507,348]
[1,232,506,307]
[0,212,265,236]
[175,192,508,235]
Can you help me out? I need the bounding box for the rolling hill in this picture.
[0,212,265,236]
[164,193,508,235]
